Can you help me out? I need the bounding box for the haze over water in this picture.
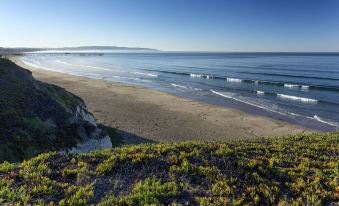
[22,52,339,131]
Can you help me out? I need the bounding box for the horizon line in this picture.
[1,46,339,53]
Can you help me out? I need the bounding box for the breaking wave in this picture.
[257,90,265,95]
[210,90,288,116]
[171,83,202,91]
[171,83,188,89]
[190,73,211,79]
[105,75,151,83]
[277,94,318,103]
[226,77,242,83]
[131,72,158,77]
[313,115,339,128]
[211,90,339,128]
[301,85,310,90]
[284,84,299,88]
[148,70,339,92]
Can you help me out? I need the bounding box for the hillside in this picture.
[0,57,108,162]
[0,48,40,55]
[53,46,158,51]
[0,132,338,205]
[0,46,157,55]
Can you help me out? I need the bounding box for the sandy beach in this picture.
[10,56,315,143]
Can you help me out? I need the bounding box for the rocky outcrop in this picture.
[0,57,109,162]
[75,105,97,127]
[62,135,112,154]
[72,105,104,141]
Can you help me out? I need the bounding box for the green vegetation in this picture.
[98,177,180,206]
[0,132,338,205]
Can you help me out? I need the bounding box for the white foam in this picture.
[112,75,137,80]
[56,59,73,66]
[313,115,339,128]
[211,90,338,129]
[284,84,310,91]
[86,65,110,70]
[190,73,211,79]
[301,85,309,90]
[131,71,158,77]
[56,59,115,71]
[226,77,242,83]
[21,59,41,68]
[210,90,288,116]
[284,84,299,88]
[56,59,158,78]
[171,83,202,91]
[171,83,188,89]
[24,58,153,84]
[21,58,57,72]
[288,112,339,128]
[277,94,317,103]
[190,73,202,78]
[107,75,151,82]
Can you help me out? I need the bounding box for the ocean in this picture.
[21,52,339,131]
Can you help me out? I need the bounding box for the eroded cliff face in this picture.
[75,105,97,127]
[72,104,102,141]
[0,57,110,162]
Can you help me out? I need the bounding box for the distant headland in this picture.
[0,46,159,55]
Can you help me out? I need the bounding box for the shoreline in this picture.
[9,56,316,142]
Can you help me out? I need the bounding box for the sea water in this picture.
[21,52,339,131]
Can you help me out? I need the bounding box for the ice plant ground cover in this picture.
[0,132,338,205]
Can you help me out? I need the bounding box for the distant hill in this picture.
[0,46,158,55]
[56,46,159,51]
[0,57,109,162]
[0,47,41,55]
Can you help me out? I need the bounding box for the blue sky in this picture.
[0,0,338,51]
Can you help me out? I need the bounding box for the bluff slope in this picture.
[0,132,338,205]
[0,57,106,162]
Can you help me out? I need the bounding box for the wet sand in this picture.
[10,56,316,143]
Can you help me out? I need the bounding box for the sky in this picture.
[0,0,338,52]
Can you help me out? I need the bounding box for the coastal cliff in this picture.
[0,57,109,162]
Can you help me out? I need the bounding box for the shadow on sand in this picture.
[116,129,157,144]
[98,123,156,147]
